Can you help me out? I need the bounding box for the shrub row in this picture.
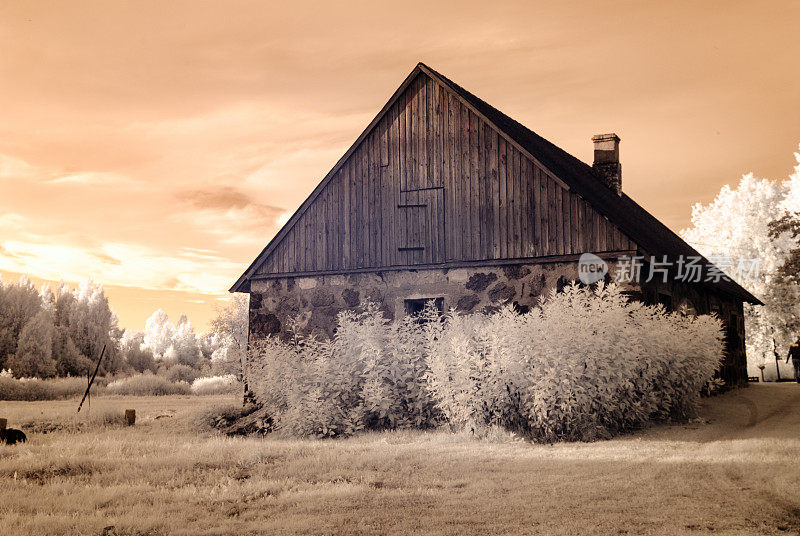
[106,373,191,396]
[190,374,241,395]
[0,374,95,401]
[247,283,724,441]
[105,373,242,396]
[0,370,241,399]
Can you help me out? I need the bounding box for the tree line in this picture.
[0,277,247,381]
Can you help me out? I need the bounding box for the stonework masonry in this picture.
[249,261,589,342]
[247,259,748,387]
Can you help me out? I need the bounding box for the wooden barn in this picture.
[231,63,761,387]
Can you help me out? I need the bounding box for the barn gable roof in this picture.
[231,63,761,305]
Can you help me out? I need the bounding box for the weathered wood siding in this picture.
[256,72,635,276]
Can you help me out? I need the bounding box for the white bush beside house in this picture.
[246,284,724,441]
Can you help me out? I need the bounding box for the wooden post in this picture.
[0,418,6,430]
[125,409,135,426]
[78,344,105,413]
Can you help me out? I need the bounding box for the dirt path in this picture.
[702,383,800,441]
[634,382,800,444]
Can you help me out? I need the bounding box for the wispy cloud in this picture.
[0,239,240,294]
[44,172,139,187]
[0,243,23,259]
[0,154,37,180]
[177,186,283,214]
[0,213,28,230]
[92,251,122,266]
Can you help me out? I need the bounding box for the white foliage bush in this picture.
[247,303,437,438]
[247,284,723,441]
[190,374,241,395]
[425,284,724,441]
[106,372,190,396]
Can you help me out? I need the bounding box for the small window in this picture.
[404,297,444,318]
[512,301,530,315]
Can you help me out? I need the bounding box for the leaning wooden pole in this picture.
[77,344,106,413]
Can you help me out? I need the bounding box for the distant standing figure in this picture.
[787,340,800,383]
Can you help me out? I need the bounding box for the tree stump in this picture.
[0,418,6,431]
[124,409,136,426]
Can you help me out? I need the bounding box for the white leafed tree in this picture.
[681,147,800,377]
[118,329,156,373]
[39,283,56,314]
[207,294,248,376]
[7,310,57,378]
[66,280,122,373]
[0,277,122,377]
[143,309,201,367]
[143,309,174,359]
[170,315,201,367]
[0,276,47,371]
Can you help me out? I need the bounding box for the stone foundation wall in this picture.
[248,261,608,343]
[246,258,748,388]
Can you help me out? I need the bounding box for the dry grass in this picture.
[0,375,99,401]
[0,386,799,535]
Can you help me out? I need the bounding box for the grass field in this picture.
[1,385,799,535]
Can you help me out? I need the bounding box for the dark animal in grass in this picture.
[0,428,26,445]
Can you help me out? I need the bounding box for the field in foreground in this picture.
[1,385,799,536]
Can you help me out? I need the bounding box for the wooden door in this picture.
[396,187,445,265]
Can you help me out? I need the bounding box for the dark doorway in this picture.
[404,297,444,318]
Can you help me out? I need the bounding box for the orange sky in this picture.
[1,1,798,332]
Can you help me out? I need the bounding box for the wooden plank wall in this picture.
[256,73,635,276]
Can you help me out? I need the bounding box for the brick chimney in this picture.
[592,133,621,195]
